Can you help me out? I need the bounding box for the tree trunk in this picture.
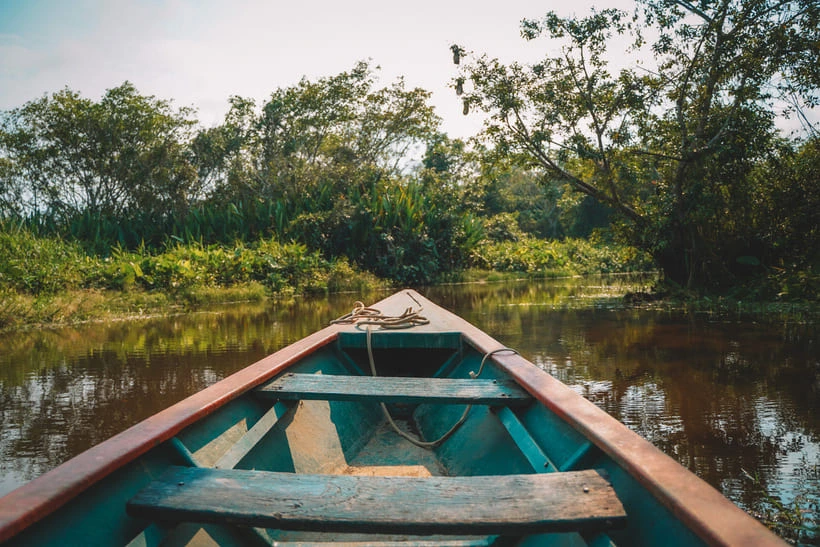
[652,222,695,288]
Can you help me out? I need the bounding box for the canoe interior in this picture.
[8,330,705,547]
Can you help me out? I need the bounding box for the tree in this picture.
[0,82,197,224]
[0,153,22,218]
[201,61,441,206]
[455,1,819,288]
[750,137,820,297]
[188,96,253,202]
[188,62,463,283]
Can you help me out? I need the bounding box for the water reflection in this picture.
[0,278,817,542]
[0,292,368,494]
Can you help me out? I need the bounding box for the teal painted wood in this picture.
[494,408,618,547]
[168,437,199,468]
[173,397,266,465]
[583,532,616,547]
[495,407,558,473]
[263,540,497,546]
[561,442,594,472]
[7,444,185,547]
[518,405,601,477]
[256,373,532,406]
[432,349,466,379]
[127,467,627,535]
[414,403,534,477]
[123,523,167,547]
[337,331,463,350]
[214,402,289,470]
[146,434,276,546]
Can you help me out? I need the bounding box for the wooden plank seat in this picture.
[256,373,532,406]
[127,467,626,535]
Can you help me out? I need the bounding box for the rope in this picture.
[329,293,429,330]
[331,294,519,450]
[470,347,520,379]
[366,326,464,449]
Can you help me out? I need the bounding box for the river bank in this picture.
[3,228,816,332]
[4,272,820,333]
[0,227,659,331]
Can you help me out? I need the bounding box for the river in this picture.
[0,277,817,542]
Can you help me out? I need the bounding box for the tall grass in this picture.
[0,227,91,293]
[0,227,382,297]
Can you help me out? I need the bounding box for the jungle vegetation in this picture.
[454,0,819,295]
[1,0,818,317]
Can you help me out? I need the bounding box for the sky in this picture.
[0,0,637,139]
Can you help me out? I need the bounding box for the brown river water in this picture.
[0,277,817,542]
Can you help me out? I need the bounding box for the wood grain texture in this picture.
[127,467,626,535]
[256,373,531,406]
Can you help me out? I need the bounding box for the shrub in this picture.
[0,229,91,294]
[473,236,653,276]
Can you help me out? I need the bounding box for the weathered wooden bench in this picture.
[126,466,626,536]
[255,373,532,406]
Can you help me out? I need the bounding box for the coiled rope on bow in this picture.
[329,295,429,330]
[330,294,519,449]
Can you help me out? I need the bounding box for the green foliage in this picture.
[455,1,820,290]
[178,282,268,307]
[0,64,470,286]
[0,228,91,294]
[0,224,385,303]
[482,213,525,242]
[473,235,653,276]
[105,239,372,295]
[752,138,820,271]
[3,30,816,300]
[0,82,197,222]
[463,156,613,240]
[199,61,441,205]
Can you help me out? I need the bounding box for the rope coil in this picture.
[330,294,518,449]
[329,299,429,329]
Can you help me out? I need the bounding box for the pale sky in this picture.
[0,0,636,139]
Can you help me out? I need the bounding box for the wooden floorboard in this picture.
[127,467,626,535]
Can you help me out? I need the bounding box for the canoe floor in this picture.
[344,420,446,478]
[285,399,445,477]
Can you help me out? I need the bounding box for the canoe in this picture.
[0,290,784,546]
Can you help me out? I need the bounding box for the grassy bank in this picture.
[3,226,816,331]
[0,228,657,331]
[0,230,387,330]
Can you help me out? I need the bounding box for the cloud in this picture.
[0,0,690,138]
